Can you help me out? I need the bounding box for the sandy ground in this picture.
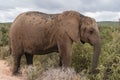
[0,60,24,80]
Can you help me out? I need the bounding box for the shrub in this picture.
[0,46,9,59]
[0,24,10,46]
[72,43,93,73]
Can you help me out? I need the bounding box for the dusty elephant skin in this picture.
[9,11,101,75]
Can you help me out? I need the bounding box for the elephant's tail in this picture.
[9,38,12,54]
[9,45,11,54]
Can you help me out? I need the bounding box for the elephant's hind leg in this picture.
[11,40,23,75]
[12,52,23,75]
[25,53,33,65]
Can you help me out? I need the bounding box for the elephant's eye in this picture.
[89,30,94,34]
[89,28,94,34]
[83,28,86,32]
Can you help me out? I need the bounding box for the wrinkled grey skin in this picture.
[9,11,101,75]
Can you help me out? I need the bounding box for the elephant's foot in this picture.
[12,66,21,75]
[12,70,22,76]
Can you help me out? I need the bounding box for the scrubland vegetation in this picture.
[0,22,120,80]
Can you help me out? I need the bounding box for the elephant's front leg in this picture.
[59,56,62,66]
[57,34,72,67]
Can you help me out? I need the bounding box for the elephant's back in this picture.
[10,11,58,34]
[9,11,59,50]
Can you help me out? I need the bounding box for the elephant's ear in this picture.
[65,20,80,43]
[59,18,80,43]
[58,11,81,43]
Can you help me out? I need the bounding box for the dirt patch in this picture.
[0,60,24,80]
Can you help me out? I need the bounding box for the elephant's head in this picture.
[80,15,101,73]
[59,11,101,73]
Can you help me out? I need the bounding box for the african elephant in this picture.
[9,11,101,75]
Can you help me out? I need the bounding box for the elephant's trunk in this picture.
[91,39,101,73]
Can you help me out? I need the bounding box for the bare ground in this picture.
[0,60,24,80]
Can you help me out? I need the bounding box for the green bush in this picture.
[0,23,10,46]
[72,43,93,73]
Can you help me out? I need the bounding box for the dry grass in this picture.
[21,67,88,80]
[38,68,81,80]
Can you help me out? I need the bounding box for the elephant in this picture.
[9,10,101,75]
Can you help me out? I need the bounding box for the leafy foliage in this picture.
[0,23,10,46]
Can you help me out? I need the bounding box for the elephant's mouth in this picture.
[80,40,85,44]
[88,38,93,46]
